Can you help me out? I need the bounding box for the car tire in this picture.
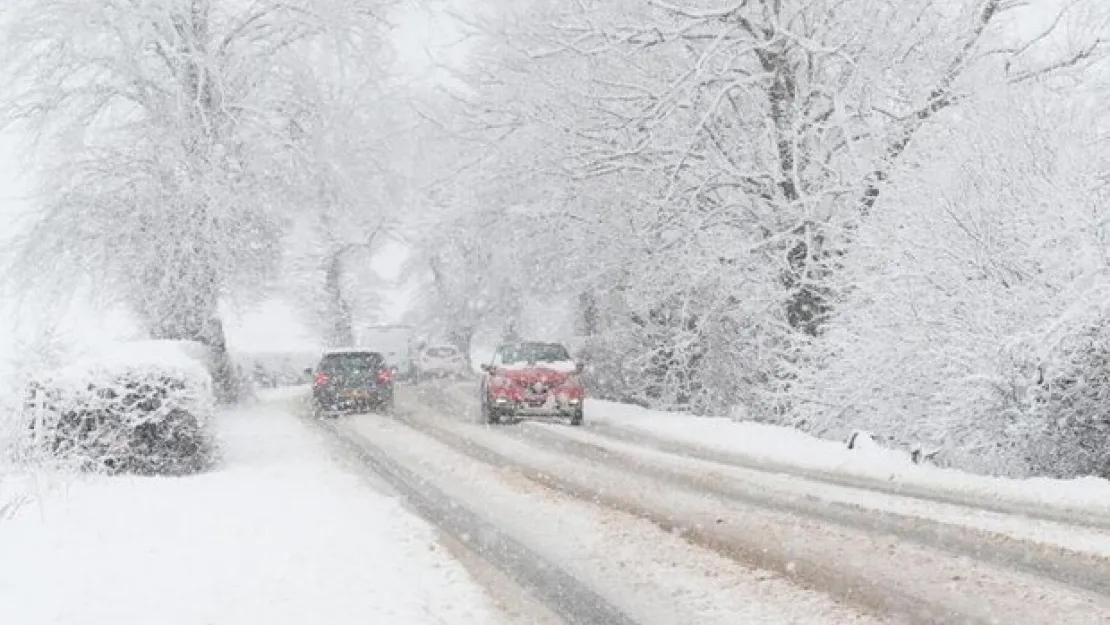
[482,399,500,425]
[569,407,583,426]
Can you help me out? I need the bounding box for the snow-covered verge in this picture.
[585,399,1110,517]
[0,400,503,625]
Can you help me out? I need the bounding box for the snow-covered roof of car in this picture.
[322,348,384,355]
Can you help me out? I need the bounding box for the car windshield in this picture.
[321,352,383,373]
[499,343,571,365]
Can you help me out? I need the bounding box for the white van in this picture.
[356,324,416,380]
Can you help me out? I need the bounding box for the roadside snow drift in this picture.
[585,399,1110,517]
[0,399,503,625]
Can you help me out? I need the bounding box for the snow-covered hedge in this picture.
[19,341,216,475]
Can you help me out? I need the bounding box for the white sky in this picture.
[390,0,473,87]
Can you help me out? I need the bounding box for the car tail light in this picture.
[314,371,328,387]
[377,368,393,383]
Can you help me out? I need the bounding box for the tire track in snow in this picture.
[336,407,890,625]
[425,380,1110,591]
[579,421,1110,532]
[304,415,638,625]
[506,419,1110,598]
[430,379,1110,532]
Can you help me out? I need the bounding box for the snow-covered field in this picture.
[0,396,503,625]
[585,399,1110,517]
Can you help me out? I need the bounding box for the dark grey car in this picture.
[308,350,395,417]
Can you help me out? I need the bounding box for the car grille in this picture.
[519,380,548,393]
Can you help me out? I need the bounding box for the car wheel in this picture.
[569,407,583,426]
[482,398,500,425]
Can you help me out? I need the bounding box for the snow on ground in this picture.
[585,399,1110,517]
[0,398,504,625]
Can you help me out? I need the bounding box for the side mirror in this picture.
[574,362,585,374]
[480,364,492,373]
[303,368,314,376]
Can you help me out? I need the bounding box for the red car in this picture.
[479,341,584,425]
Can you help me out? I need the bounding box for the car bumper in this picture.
[315,388,392,411]
[490,394,582,416]
[418,366,466,376]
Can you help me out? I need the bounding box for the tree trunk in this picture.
[324,249,355,347]
[138,259,242,403]
[578,291,599,337]
[198,315,242,404]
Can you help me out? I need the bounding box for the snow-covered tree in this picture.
[414,0,1107,420]
[0,0,392,399]
[279,83,414,348]
[795,82,1110,476]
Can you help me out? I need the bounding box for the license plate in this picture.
[343,389,371,399]
[526,394,547,406]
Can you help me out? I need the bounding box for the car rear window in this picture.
[427,347,458,358]
[321,352,384,372]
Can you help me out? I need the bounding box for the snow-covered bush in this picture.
[1021,311,1110,479]
[19,341,216,476]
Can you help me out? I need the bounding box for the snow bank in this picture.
[0,402,502,625]
[586,399,1110,516]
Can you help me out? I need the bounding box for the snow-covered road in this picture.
[325,397,886,625]
[343,381,1110,625]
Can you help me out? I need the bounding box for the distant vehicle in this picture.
[479,341,584,426]
[356,324,415,380]
[307,349,395,417]
[414,344,469,381]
